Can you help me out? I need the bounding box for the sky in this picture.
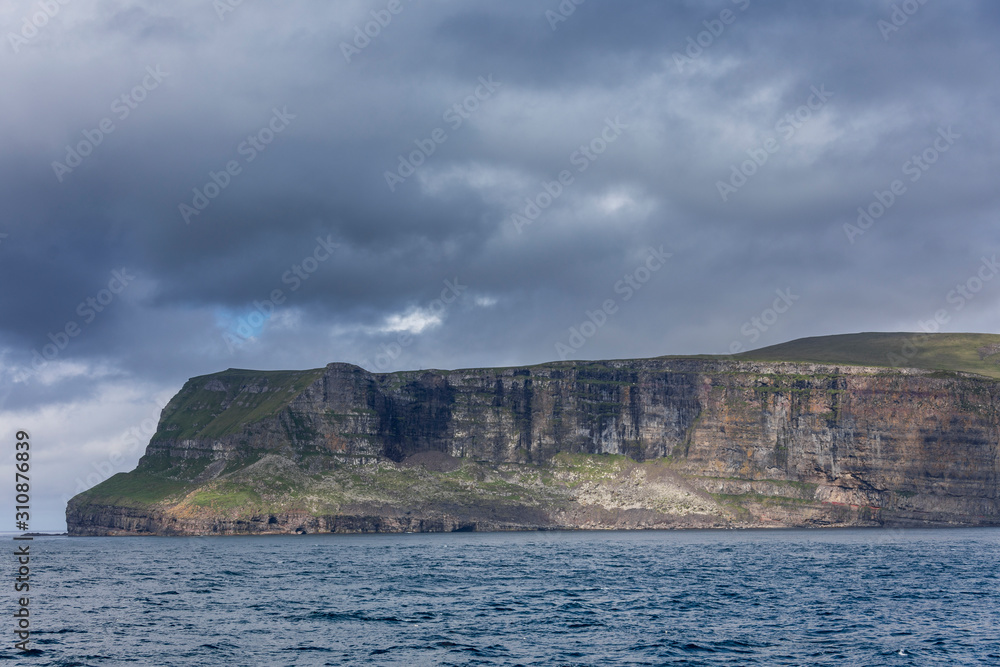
[2,0,999,530]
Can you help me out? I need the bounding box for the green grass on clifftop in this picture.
[153,368,324,441]
[736,332,1000,379]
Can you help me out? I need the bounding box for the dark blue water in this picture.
[4,528,999,666]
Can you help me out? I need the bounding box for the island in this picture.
[67,333,1000,535]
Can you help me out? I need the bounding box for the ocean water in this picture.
[4,528,999,666]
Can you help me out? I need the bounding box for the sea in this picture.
[3,528,998,666]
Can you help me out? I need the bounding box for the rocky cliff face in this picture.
[67,357,1000,535]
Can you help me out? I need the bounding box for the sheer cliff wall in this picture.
[67,359,1000,533]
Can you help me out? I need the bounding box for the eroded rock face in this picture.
[68,359,1000,534]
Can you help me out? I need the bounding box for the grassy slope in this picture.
[74,452,725,521]
[736,332,1000,379]
[153,367,325,441]
[72,332,1000,516]
[72,368,325,509]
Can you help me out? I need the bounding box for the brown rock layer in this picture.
[67,358,1000,534]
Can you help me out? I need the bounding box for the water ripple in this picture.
[3,528,999,666]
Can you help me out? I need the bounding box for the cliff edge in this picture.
[67,333,1000,535]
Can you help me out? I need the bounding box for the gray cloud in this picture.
[2,0,999,528]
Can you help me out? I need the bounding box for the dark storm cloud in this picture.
[2,1,997,362]
[3,0,1000,528]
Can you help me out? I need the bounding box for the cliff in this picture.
[67,333,1000,535]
